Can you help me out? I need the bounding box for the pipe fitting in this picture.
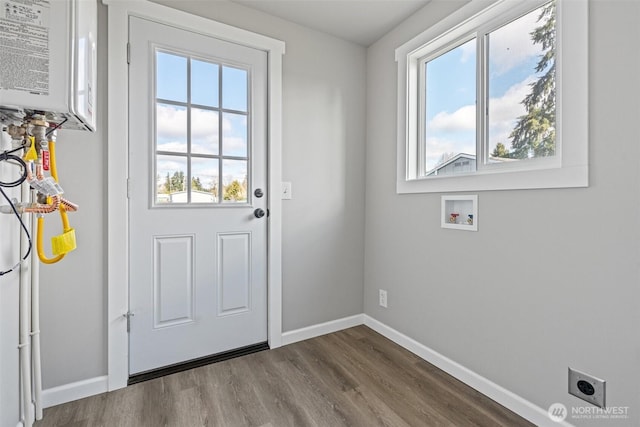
[5,124,27,140]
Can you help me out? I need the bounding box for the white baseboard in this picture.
[42,375,108,409]
[363,315,573,427]
[281,314,364,346]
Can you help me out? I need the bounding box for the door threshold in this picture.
[127,341,270,385]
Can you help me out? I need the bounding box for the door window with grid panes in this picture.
[154,50,250,205]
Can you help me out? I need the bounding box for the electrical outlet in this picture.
[379,290,387,308]
[568,367,606,408]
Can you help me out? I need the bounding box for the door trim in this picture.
[104,0,285,391]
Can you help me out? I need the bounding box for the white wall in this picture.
[364,1,640,425]
[34,0,366,391]
[0,132,21,427]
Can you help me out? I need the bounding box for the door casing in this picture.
[104,0,285,391]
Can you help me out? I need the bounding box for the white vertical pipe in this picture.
[30,208,43,420]
[19,183,33,427]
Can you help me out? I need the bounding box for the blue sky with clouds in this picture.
[424,5,550,171]
[154,51,249,197]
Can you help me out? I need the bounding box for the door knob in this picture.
[254,208,265,218]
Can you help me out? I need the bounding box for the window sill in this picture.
[397,164,588,194]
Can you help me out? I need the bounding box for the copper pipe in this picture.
[26,161,34,181]
[23,195,60,214]
[35,162,44,180]
[59,198,78,212]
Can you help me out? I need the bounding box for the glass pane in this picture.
[222,113,247,157]
[191,108,219,155]
[191,60,219,107]
[222,159,248,203]
[222,66,248,112]
[156,155,187,204]
[424,38,476,176]
[191,157,219,204]
[156,52,187,103]
[487,2,556,161]
[156,103,187,153]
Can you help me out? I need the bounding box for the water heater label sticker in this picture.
[0,0,50,94]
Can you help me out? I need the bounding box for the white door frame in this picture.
[103,0,285,391]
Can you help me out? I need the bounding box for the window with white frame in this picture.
[396,0,588,193]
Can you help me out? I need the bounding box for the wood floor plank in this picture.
[332,331,491,425]
[345,328,527,427]
[36,326,534,427]
[341,386,414,427]
[313,333,457,426]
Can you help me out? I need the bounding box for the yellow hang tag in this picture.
[51,228,77,256]
[23,136,38,161]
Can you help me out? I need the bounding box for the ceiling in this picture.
[231,0,431,46]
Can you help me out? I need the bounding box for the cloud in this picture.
[459,39,476,64]
[450,6,544,76]
[428,104,476,132]
[425,135,475,171]
[223,159,247,174]
[222,137,247,156]
[191,161,219,188]
[157,141,187,152]
[425,74,538,165]
[221,114,247,156]
[156,104,187,141]
[489,8,544,75]
[427,75,534,138]
[425,99,476,170]
[192,108,219,137]
[154,106,249,190]
[488,76,535,145]
[155,104,248,156]
[156,157,186,177]
[156,104,220,138]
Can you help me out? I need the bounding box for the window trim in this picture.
[396,0,588,193]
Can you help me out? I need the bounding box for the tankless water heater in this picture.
[0,0,97,131]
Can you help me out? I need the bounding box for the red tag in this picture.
[42,150,50,171]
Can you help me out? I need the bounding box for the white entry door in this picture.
[128,16,268,375]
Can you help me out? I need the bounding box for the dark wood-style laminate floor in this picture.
[36,326,534,427]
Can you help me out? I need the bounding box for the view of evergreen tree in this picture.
[223,180,244,201]
[509,0,556,159]
[191,177,204,191]
[165,171,185,193]
[491,142,511,158]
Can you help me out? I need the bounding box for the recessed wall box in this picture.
[441,195,478,231]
